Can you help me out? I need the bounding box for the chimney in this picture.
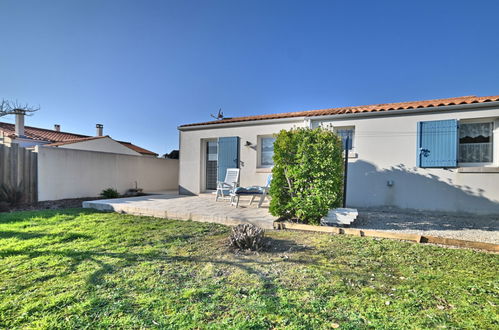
[54,124,61,132]
[96,124,104,136]
[14,110,25,137]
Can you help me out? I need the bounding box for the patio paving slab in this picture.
[82,193,277,229]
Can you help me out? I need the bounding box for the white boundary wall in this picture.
[36,146,178,201]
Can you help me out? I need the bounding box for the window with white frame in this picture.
[334,127,355,151]
[459,121,494,164]
[417,119,496,168]
[258,136,276,167]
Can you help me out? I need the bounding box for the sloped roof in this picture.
[43,136,110,147]
[119,141,160,155]
[0,122,158,156]
[180,95,499,128]
[0,122,87,141]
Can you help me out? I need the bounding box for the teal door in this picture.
[217,137,240,181]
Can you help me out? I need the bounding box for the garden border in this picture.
[274,222,499,252]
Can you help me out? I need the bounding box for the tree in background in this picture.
[163,150,179,159]
[269,127,344,224]
[0,100,39,117]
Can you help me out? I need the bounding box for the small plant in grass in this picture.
[0,182,24,206]
[269,127,344,224]
[100,188,120,199]
[229,224,264,250]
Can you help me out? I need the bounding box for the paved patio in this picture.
[82,193,277,229]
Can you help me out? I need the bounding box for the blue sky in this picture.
[1,0,499,155]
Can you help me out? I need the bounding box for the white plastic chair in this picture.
[215,168,240,201]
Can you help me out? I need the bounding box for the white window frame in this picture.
[458,118,497,167]
[257,135,276,168]
[333,126,355,151]
[322,124,358,158]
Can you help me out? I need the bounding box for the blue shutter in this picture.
[217,137,240,181]
[417,119,458,168]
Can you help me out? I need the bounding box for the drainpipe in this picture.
[342,136,349,208]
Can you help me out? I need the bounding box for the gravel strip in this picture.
[354,207,499,244]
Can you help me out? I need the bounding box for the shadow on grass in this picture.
[0,247,316,281]
[0,210,406,326]
[0,230,92,241]
[0,233,407,328]
[261,237,313,253]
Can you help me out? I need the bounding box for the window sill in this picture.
[256,167,273,173]
[457,167,499,173]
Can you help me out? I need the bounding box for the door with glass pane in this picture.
[205,140,218,190]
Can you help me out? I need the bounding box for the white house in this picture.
[0,114,158,157]
[0,113,179,201]
[178,95,499,214]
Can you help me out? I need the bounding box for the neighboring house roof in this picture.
[0,122,87,141]
[0,122,158,156]
[119,141,159,155]
[43,136,109,147]
[180,95,499,128]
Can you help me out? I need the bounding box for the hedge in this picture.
[269,127,344,224]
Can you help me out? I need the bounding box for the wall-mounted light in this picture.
[387,180,394,187]
[245,141,253,147]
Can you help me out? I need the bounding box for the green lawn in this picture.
[0,209,497,329]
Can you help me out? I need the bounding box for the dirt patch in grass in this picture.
[4,197,99,213]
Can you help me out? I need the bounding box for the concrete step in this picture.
[321,208,358,226]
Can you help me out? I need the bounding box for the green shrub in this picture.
[269,127,344,224]
[0,182,24,206]
[100,188,121,199]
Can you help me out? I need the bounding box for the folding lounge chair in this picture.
[215,168,240,201]
[230,174,272,208]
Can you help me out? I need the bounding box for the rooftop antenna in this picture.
[210,108,224,120]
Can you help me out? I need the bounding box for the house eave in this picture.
[306,101,499,122]
[178,101,499,131]
[178,116,306,131]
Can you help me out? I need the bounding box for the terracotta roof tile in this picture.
[118,141,159,156]
[43,136,109,147]
[0,122,158,156]
[0,122,87,141]
[180,95,499,128]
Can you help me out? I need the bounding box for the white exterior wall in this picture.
[310,106,499,214]
[37,146,179,201]
[179,120,306,195]
[179,105,499,214]
[57,137,141,156]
